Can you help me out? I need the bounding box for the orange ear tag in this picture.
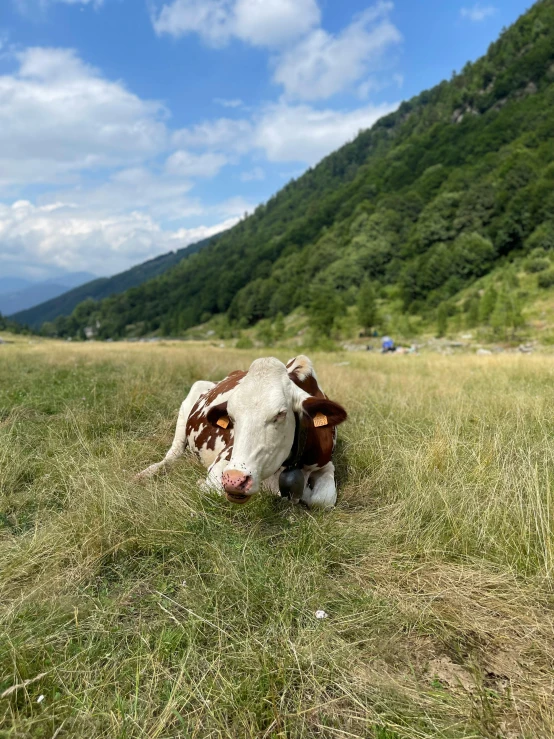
[313,413,328,428]
[217,416,230,429]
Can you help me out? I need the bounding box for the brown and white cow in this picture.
[137,355,347,509]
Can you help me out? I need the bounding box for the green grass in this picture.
[1,341,553,737]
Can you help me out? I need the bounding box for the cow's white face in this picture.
[207,357,346,504]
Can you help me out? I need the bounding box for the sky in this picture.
[0,0,534,281]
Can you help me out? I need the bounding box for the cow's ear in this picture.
[207,402,231,429]
[301,396,347,428]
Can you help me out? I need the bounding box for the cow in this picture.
[136,355,347,509]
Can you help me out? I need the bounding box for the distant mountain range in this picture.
[0,272,96,316]
[0,277,35,295]
[11,236,215,328]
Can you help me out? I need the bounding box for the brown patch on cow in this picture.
[301,424,336,468]
[186,370,245,455]
[288,356,323,398]
[287,356,338,469]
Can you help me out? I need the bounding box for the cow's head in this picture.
[207,357,346,504]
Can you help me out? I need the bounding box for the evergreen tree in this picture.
[491,288,524,338]
[479,286,498,324]
[437,303,448,338]
[466,297,480,328]
[255,319,274,347]
[273,313,285,341]
[309,286,344,338]
[357,280,378,334]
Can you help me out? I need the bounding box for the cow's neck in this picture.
[279,414,308,499]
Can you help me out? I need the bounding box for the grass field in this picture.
[1,340,554,738]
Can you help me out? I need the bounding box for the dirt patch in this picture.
[427,656,476,692]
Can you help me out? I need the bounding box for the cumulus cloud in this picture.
[0,199,241,279]
[255,101,398,164]
[460,4,497,21]
[165,150,228,178]
[152,0,320,47]
[233,0,320,47]
[274,3,401,101]
[172,117,253,153]
[173,100,398,166]
[0,47,167,188]
[0,46,251,277]
[154,1,401,101]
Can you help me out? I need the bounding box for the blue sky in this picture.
[0,0,534,280]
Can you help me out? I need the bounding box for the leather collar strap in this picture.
[283,412,308,470]
[279,413,309,499]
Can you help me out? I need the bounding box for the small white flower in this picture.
[315,610,328,620]
[37,695,45,704]
[182,580,187,587]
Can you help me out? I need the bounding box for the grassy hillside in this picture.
[1,342,554,737]
[44,0,554,341]
[12,236,215,330]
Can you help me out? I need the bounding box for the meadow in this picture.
[1,339,553,738]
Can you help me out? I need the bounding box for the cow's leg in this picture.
[264,472,281,496]
[302,462,337,510]
[204,455,230,493]
[135,381,215,479]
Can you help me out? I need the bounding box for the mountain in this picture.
[0,277,33,296]
[0,272,97,316]
[11,237,215,329]
[36,0,554,339]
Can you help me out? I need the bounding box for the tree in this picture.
[273,313,285,341]
[436,303,448,337]
[255,319,274,347]
[466,297,480,328]
[357,279,378,334]
[479,286,498,324]
[490,288,524,338]
[309,285,344,338]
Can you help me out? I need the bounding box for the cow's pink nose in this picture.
[222,470,253,494]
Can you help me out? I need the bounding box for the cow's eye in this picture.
[273,411,287,423]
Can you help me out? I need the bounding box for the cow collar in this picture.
[279,413,308,499]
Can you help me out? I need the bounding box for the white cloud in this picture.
[460,4,497,21]
[240,166,265,182]
[0,46,256,278]
[165,150,228,178]
[152,0,232,45]
[152,0,320,47]
[175,100,398,166]
[0,199,240,279]
[54,167,201,222]
[233,0,320,47]
[0,47,167,188]
[254,101,398,164]
[172,117,253,153]
[274,3,401,101]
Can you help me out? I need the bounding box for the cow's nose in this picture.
[222,470,253,497]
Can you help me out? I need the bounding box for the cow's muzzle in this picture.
[222,470,254,504]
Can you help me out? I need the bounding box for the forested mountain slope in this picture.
[48,0,554,339]
[12,236,215,329]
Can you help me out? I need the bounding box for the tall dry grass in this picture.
[1,341,553,738]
